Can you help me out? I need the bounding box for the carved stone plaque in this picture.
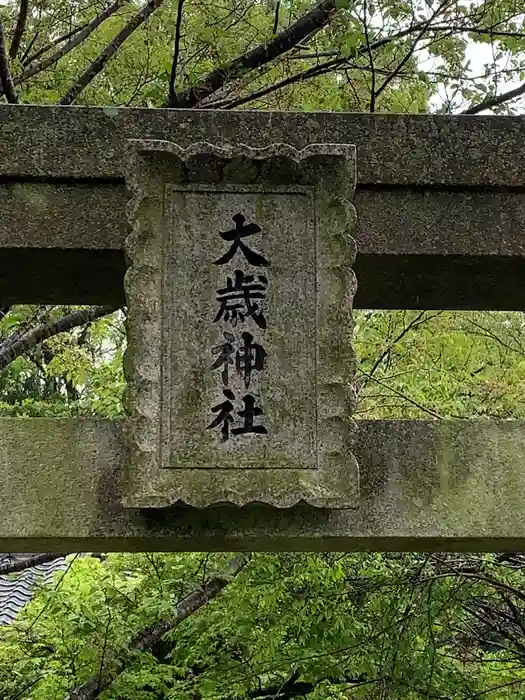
[123,140,359,508]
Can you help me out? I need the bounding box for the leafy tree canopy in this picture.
[0,0,524,113]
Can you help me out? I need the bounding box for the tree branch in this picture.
[132,553,250,651]
[247,673,378,697]
[289,22,525,58]
[9,0,29,60]
[22,21,97,68]
[168,0,340,108]
[0,306,116,371]
[0,305,51,354]
[168,0,185,101]
[0,23,19,103]
[462,80,525,114]
[272,1,281,34]
[66,553,250,700]
[216,21,439,111]
[59,0,165,105]
[172,10,510,110]
[19,27,38,65]
[430,24,525,39]
[219,56,344,109]
[470,678,525,699]
[8,0,126,93]
[362,0,376,112]
[375,0,452,101]
[357,311,438,394]
[357,368,445,419]
[0,553,63,575]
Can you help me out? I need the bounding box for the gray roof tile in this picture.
[0,554,66,625]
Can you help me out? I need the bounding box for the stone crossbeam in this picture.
[1,418,524,552]
[1,106,525,309]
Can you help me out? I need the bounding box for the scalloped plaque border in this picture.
[123,139,359,508]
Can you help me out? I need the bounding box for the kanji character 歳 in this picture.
[213,269,268,329]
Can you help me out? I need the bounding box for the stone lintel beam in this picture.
[1,107,525,309]
[1,418,524,552]
[2,106,525,186]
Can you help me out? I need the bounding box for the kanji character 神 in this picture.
[210,331,267,388]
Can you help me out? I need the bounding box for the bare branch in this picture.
[374,35,420,102]
[0,23,19,103]
[0,306,116,371]
[430,24,525,39]
[469,678,525,699]
[60,0,165,105]
[419,570,525,605]
[463,80,525,114]
[66,554,250,700]
[218,57,344,109]
[23,22,94,68]
[9,0,29,60]
[19,28,38,64]
[217,21,432,111]
[288,49,339,58]
[362,0,376,112]
[358,311,439,393]
[289,25,525,57]
[0,553,63,575]
[168,0,185,101]
[15,0,126,87]
[357,368,445,419]
[273,1,281,34]
[375,0,452,101]
[168,0,340,108]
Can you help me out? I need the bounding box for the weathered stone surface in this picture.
[357,189,525,256]
[124,140,358,507]
[0,182,124,249]
[1,106,525,311]
[0,419,525,551]
[4,185,525,257]
[2,106,525,186]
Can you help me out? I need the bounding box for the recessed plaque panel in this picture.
[163,185,316,470]
[124,141,359,508]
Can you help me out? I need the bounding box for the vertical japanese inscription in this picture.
[124,140,359,508]
[165,186,317,472]
[207,214,269,442]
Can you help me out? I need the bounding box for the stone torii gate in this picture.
[0,104,524,552]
